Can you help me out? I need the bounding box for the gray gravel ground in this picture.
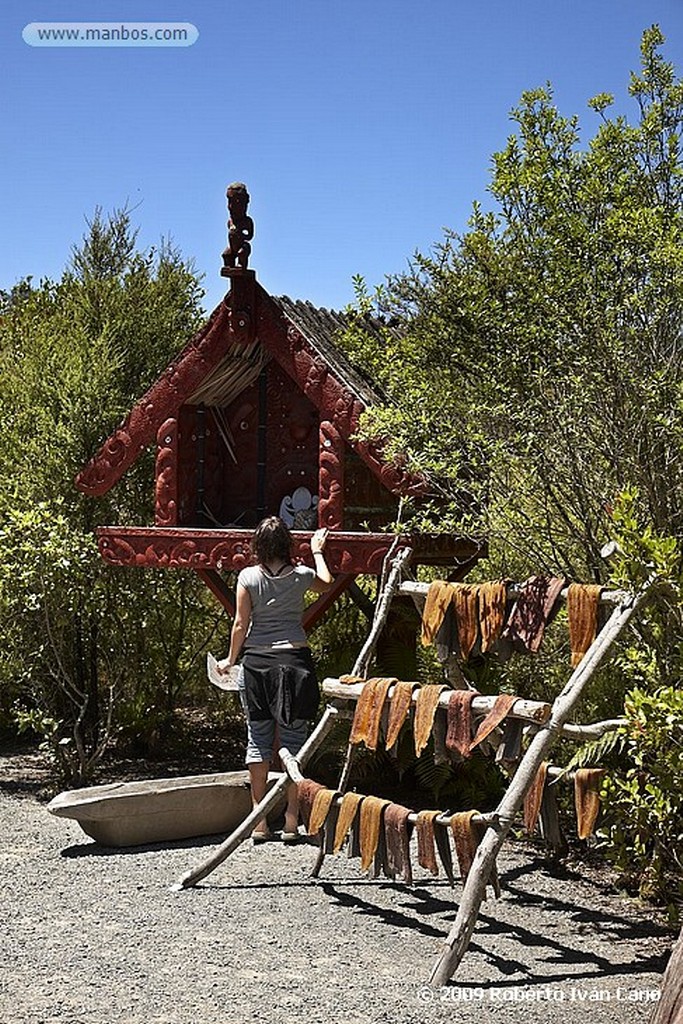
[1,758,674,1024]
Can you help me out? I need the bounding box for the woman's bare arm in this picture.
[309,528,334,592]
[217,582,252,672]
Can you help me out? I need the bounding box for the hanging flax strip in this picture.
[385,681,419,750]
[574,768,606,839]
[567,584,604,666]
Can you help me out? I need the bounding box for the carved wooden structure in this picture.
[76,186,482,611]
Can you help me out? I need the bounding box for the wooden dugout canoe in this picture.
[48,770,283,847]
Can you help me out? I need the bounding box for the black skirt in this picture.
[240,647,320,726]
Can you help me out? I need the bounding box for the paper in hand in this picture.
[207,653,240,691]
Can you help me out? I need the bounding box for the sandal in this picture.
[251,829,271,844]
[281,830,300,844]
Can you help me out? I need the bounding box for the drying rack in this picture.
[173,546,653,986]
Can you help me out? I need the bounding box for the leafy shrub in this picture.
[601,686,683,919]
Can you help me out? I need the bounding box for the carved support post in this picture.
[195,568,235,617]
[155,417,178,526]
[318,420,345,530]
[302,573,355,631]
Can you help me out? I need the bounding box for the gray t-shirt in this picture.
[238,564,317,647]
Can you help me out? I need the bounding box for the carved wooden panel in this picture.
[176,405,225,526]
[96,526,483,575]
[155,417,178,526]
[318,420,344,530]
[264,360,319,520]
[76,303,231,496]
[256,288,428,500]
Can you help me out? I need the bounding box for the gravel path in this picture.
[0,763,674,1024]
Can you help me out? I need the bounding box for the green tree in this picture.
[344,26,683,583]
[0,210,221,784]
[340,27,683,900]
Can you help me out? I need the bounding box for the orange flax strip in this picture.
[450,810,480,882]
[297,779,326,831]
[308,788,339,837]
[416,809,441,875]
[414,684,448,757]
[469,693,518,752]
[349,677,395,751]
[333,792,364,854]
[523,761,548,834]
[421,581,453,645]
[451,583,479,661]
[359,796,390,872]
[445,690,477,759]
[567,583,603,667]
[478,580,508,653]
[385,681,419,751]
[574,768,606,839]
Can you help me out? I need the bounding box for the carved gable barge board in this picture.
[96,527,482,576]
[76,302,233,498]
[75,288,428,506]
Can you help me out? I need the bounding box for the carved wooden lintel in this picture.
[96,526,481,575]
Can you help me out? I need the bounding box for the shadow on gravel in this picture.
[0,779,49,798]
[60,832,229,857]
[302,875,670,988]
[502,856,672,938]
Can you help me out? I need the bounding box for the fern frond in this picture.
[562,727,628,774]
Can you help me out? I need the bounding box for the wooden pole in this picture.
[323,679,551,725]
[336,547,413,793]
[171,704,342,890]
[428,584,650,986]
[281,746,498,831]
[561,718,626,739]
[353,547,413,679]
[650,925,683,1024]
[398,580,629,605]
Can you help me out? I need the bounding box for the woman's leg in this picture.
[238,667,275,836]
[279,719,309,834]
[247,760,272,836]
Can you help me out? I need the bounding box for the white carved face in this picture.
[278,487,317,527]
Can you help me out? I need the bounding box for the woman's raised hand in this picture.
[310,528,329,554]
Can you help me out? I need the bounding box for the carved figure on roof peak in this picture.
[222,182,254,272]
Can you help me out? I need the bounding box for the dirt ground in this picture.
[0,746,675,1024]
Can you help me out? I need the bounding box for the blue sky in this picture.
[3,1,682,314]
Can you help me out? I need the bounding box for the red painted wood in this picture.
[95,526,483,575]
[302,574,355,631]
[254,287,428,499]
[155,417,179,526]
[76,302,232,496]
[318,420,345,530]
[195,568,235,616]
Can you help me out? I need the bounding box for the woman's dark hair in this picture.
[251,516,293,566]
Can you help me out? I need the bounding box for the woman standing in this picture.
[217,517,333,842]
